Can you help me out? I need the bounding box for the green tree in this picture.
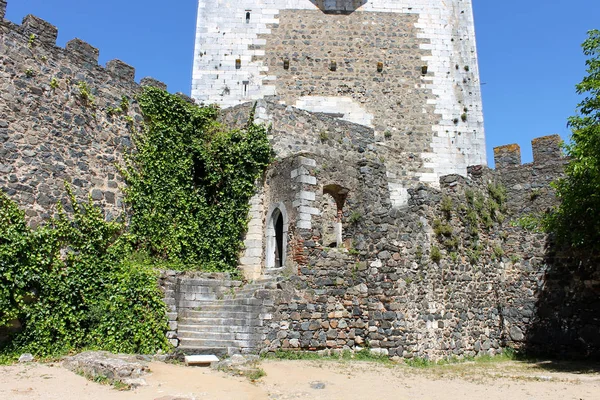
[548,30,600,252]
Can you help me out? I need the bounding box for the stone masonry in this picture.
[0,5,169,226]
[2,1,598,360]
[192,0,487,207]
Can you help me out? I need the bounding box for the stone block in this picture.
[66,38,99,66]
[532,134,562,165]
[493,143,521,169]
[0,1,6,19]
[106,59,135,81]
[140,77,167,91]
[22,15,58,46]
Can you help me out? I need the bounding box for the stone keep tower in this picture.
[192,0,487,207]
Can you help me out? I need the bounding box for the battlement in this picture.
[1,1,167,89]
[493,134,563,169]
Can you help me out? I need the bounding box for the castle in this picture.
[0,0,598,360]
[192,0,487,208]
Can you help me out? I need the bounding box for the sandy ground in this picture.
[0,358,599,400]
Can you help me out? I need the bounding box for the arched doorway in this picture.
[266,203,288,269]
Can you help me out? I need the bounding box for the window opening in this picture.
[321,184,349,248]
[246,11,251,23]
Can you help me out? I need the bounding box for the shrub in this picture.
[0,188,170,358]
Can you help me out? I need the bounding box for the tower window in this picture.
[246,11,251,23]
[242,80,249,97]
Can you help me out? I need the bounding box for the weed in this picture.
[440,195,453,219]
[348,211,362,225]
[465,189,474,205]
[430,245,442,264]
[25,68,35,78]
[384,130,392,139]
[512,214,544,233]
[433,219,453,237]
[530,188,541,201]
[50,77,59,89]
[406,357,434,368]
[493,245,504,260]
[319,130,329,142]
[106,106,123,117]
[77,81,95,105]
[120,95,130,112]
[28,33,36,48]
[461,113,468,122]
[510,254,520,264]
[450,252,459,263]
[488,182,507,206]
[245,368,266,381]
[415,245,423,260]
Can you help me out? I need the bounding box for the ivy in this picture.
[0,87,271,358]
[121,87,272,273]
[0,187,170,359]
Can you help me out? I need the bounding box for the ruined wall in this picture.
[220,101,378,279]
[257,135,600,360]
[193,0,487,206]
[0,6,168,225]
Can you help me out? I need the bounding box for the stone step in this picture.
[178,317,264,327]
[189,297,267,307]
[178,330,262,341]
[178,279,242,288]
[177,324,263,334]
[177,346,232,358]
[178,338,254,349]
[181,310,254,319]
[182,304,268,314]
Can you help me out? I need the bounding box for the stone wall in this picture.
[192,0,487,207]
[255,135,598,360]
[0,5,167,226]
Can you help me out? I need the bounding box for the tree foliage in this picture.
[548,30,600,252]
[121,88,272,273]
[0,187,170,358]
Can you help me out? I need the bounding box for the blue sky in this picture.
[5,1,599,166]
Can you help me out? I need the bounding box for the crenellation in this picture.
[140,76,167,91]
[21,14,58,46]
[0,0,6,20]
[532,134,563,165]
[493,143,522,169]
[106,59,136,82]
[66,38,100,67]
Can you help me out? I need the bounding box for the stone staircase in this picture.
[170,277,279,357]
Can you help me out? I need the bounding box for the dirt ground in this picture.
[0,358,599,400]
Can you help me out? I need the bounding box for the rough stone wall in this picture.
[0,8,168,226]
[220,100,379,280]
[256,135,596,360]
[192,0,487,206]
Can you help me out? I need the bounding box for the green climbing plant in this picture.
[120,87,273,273]
[0,187,170,359]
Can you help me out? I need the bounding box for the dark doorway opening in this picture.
[275,212,284,268]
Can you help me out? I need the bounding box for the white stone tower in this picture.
[191,0,487,207]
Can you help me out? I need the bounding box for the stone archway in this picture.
[266,202,289,269]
